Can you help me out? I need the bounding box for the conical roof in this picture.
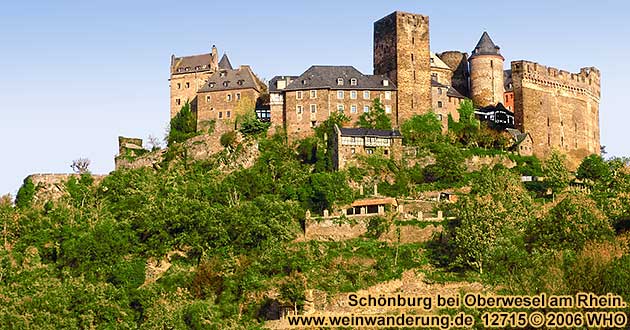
[218,54,233,70]
[470,32,503,59]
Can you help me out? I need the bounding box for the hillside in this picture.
[2,113,630,329]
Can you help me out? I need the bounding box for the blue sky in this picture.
[0,0,627,195]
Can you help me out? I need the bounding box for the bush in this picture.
[15,177,36,208]
[168,102,197,145]
[220,131,237,149]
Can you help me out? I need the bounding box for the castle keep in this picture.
[168,10,601,169]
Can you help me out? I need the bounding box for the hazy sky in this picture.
[0,0,627,195]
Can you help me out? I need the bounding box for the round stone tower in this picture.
[468,32,505,107]
[437,51,469,97]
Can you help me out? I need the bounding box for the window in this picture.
[351,105,357,113]
[366,148,374,155]
[385,105,392,113]
[209,82,215,88]
[337,91,344,99]
[206,95,211,102]
[350,78,357,86]
[437,101,443,108]
[227,94,232,102]
[351,148,355,154]
[411,53,414,61]
[337,104,344,112]
[437,114,443,121]
[177,83,181,89]
[227,111,231,118]
[219,111,223,119]
[223,81,229,87]
[384,149,389,155]
[363,105,370,113]
[297,91,303,99]
[236,93,241,101]
[438,88,442,95]
[337,78,344,86]
[237,80,243,86]
[431,73,438,80]
[363,91,370,99]
[176,98,181,105]
[382,80,389,87]
[296,105,303,114]
[310,104,317,113]
[384,91,391,100]
[310,121,317,128]
[210,107,214,111]
[220,71,226,77]
[350,91,357,99]
[185,82,190,88]
[310,90,317,99]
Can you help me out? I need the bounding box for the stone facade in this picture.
[374,11,432,125]
[169,46,219,118]
[511,61,601,169]
[431,82,463,132]
[284,89,397,141]
[332,126,403,170]
[468,32,505,108]
[196,65,265,133]
[437,51,469,97]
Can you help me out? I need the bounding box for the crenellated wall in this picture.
[511,60,601,169]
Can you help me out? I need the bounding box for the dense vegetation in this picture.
[2,100,630,328]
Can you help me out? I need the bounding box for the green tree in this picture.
[576,154,609,182]
[542,150,571,197]
[526,194,613,251]
[168,102,197,145]
[15,177,36,208]
[448,99,480,146]
[451,168,534,274]
[422,143,465,184]
[356,98,392,130]
[238,110,270,136]
[400,113,443,145]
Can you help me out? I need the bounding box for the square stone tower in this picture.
[374,11,431,126]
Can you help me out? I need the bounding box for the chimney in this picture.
[211,45,219,71]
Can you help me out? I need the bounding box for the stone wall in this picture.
[437,51,469,97]
[170,71,213,118]
[196,88,259,132]
[374,11,432,125]
[511,60,600,169]
[284,89,397,142]
[469,55,505,107]
[27,173,106,203]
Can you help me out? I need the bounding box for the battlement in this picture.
[375,11,429,28]
[511,60,600,99]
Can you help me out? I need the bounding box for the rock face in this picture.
[115,132,259,172]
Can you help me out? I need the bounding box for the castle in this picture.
[169,11,601,169]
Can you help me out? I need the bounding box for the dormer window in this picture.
[209,82,215,88]
[337,78,344,86]
[185,67,190,71]
[302,80,307,85]
[223,81,229,87]
[382,79,389,87]
[237,80,244,86]
[220,71,227,77]
[350,78,357,86]
[195,66,201,70]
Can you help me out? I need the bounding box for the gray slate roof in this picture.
[218,54,233,70]
[470,32,503,59]
[339,127,402,138]
[285,66,396,91]
[171,53,214,75]
[269,75,299,92]
[198,65,263,93]
[477,102,514,115]
[431,79,465,99]
[505,128,531,145]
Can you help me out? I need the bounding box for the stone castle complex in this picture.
[169,11,600,168]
